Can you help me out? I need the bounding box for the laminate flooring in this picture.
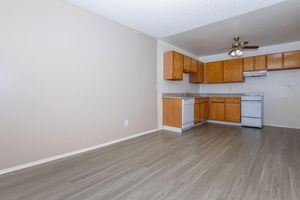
[1,124,300,200]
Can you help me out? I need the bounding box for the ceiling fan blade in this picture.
[241,41,249,46]
[243,46,259,49]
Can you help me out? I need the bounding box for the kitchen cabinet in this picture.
[205,61,223,83]
[223,59,244,82]
[194,98,209,124]
[255,55,266,70]
[209,98,225,121]
[183,55,191,72]
[199,98,209,122]
[164,51,183,80]
[190,61,204,83]
[267,53,283,70]
[243,57,254,71]
[243,56,266,71]
[163,98,182,128]
[191,58,198,73]
[194,99,200,124]
[225,98,241,123]
[284,51,300,69]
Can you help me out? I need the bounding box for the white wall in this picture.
[0,0,157,170]
[157,40,200,128]
[199,41,300,129]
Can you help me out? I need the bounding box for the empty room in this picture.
[1,0,300,199]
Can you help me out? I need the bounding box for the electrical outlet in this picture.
[124,120,129,127]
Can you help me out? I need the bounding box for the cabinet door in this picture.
[163,98,182,128]
[284,51,300,69]
[191,58,198,73]
[204,102,209,120]
[225,103,241,123]
[223,59,243,82]
[173,52,184,79]
[194,103,200,124]
[205,61,223,83]
[199,102,209,122]
[254,55,266,70]
[267,53,283,70]
[183,56,191,72]
[164,51,183,80]
[189,61,204,83]
[209,102,225,121]
[243,57,254,71]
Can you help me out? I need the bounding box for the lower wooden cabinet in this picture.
[209,98,241,123]
[194,98,209,124]
[209,98,225,121]
[224,98,241,123]
[194,101,200,124]
[163,98,182,128]
[200,100,209,122]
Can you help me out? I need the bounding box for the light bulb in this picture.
[230,51,236,57]
[236,49,243,57]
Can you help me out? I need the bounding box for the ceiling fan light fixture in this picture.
[230,50,236,57]
[236,49,243,57]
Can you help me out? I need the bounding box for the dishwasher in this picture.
[182,98,195,130]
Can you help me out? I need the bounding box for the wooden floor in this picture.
[1,124,300,200]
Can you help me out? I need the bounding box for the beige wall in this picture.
[199,41,300,129]
[0,0,157,170]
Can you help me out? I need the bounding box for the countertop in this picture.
[162,93,244,99]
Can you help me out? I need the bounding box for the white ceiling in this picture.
[66,0,285,38]
[162,0,300,56]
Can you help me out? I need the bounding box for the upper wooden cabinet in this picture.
[183,55,191,72]
[243,57,254,71]
[164,51,183,80]
[223,59,244,82]
[243,56,266,71]
[267,53,283,70]
[191,58,198,73]
[255,55,266,70]
[205,61,223,83]
[190,61,204,83]
[284,51,300,69]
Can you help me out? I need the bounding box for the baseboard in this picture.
[163,126,182,133]
[206,120,241,126]
[0,128,161,176]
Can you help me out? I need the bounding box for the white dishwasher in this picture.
[241,93,264,128]
[182,98,194,130]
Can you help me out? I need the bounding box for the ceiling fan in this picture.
[228,36,259,57]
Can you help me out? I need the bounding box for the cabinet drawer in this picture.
[210,98,225,103]
[194,98,201,103]
[199,98,209,103]
[225,98,241,103]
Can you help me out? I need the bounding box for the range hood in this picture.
[243,70,267,77]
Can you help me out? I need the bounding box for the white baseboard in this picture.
[0,128,161,176]
[163,126,182,133]
[206,120,241,126]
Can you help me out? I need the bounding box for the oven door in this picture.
[242,100,261,118]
